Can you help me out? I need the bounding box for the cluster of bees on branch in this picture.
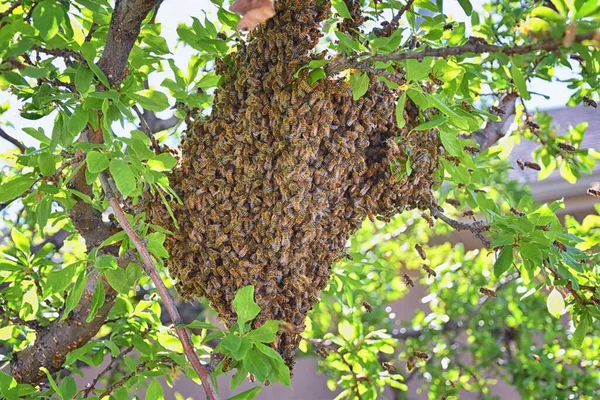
[149,0,442,369]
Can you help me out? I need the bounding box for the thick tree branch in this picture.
[469,93,518,151]
[31,229,71,254]
[98,0,162,87]
[99,174,218,400]
[8,0,162,385]
[0,127,27,153]
[429,206,491,247]
[329,31,599,74]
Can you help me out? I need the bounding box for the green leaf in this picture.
[11,228,31,254]
[308,68,326,84]
[493,247,514,278]
[349,71,369,101]
[131,90,170,112]
[147,153,177,172]
[531,6,565,21]
[233,286,261,324]
[87,150,109,173]
[44,264,77,297]
[227,387,263,400]
[86,280,105,323]
[58,377,76,400]
[146,379,164,400]
[75,66,93,94]
[109,159,137,196]
[68,106,89,134]
[572,313,591,347]
[22,127,50,144]
[438,129,462,155]
[457,0,473,15]
[39,368,61,397]
[413,116,448,131]
[395,92,407,129]
[147,232,169,258]
[104,268,130,294]
[96,255,118,271]
[242,348,271,382]
[38,152,56,176]
[332,0,352,18]
[511,62,530,100]
[245,321,278,343]
[61,271,88,320]
[219,333,243,356]
[0,175,36,203]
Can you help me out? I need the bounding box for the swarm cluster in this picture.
[151,0,440,367]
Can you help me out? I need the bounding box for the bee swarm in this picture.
[149,0,440,369]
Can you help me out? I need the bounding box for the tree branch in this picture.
[469,93,518,151]
[0,127,27,153]
[99,173,219,400]
[429,206,491,247]
[328,31,599,74]
[0,0,21,22]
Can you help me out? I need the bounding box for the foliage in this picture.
[0,0,599,399]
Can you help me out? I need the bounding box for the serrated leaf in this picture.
[147,153,177,172]
[58,377,76,400]
[439,129,461,155]
[104,268,130,294]
[242,348,271,382]
[245,321,278,343]
[493,246,514,277]
[11,228,31,254]
[38,152,56,176]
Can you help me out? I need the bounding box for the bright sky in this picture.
[0,0,578,151]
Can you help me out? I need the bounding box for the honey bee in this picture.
[587,188,600,197]
[582,96,597,108]
[381,361,396,372]
[448,379,457,389]
[461,101,472,112]
[421,212,434,227]
[445,155,461,165]
[446,198,460,207]
[510,207,525,217]
[428,73,444,86]
[316,346,332,359]
[443,23,454,31]
[467,36,488,46]
[516,159,525,170]
[553,240,567,252]
[422,264,437,278]
[464,145,480,155]
[362,301,373,313]
[557,143,576,152]
[525,120,540,131]
[524,161,541,171]
[406,356,416,372]
[413,350,428,360]
[530,354,541,362]
[415,244,426,260]
[489,105,505,115]
[479,287,496,298]
[462,210,474,218]
[403,273,414,287]
[569,53,584,63]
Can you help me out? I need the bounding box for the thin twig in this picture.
[329,32,598,74]
[96,356,173,399]
[0,0,21,21]
[31,45,86,64]
[389,0,415,27]
[0,127,27,153]
[429,206,491,247]
[98,173,219,400]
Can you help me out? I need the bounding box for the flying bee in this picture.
[587,188,600,197]
[557,143,576,152]
[489,105,505,115]
[474,189,487,194]
[406,356,416,372]
[403,273,414,287]
[422,264,437,278]
[462,210,474,218]
[362,301,373,313]
[516,159,525,170]
[569,53,584,63]
[524,161,541,171]
[428,73,444,86]
[480,287,496,298]
[445,155,460,166]
[461,101,472,112]
[582,96,597,108]
[553,240,567,251]
[446,198,461,207]
[510,207,525,217]
[421,212,434,227]
[464,146,480,155]
[526,120,540,131]
[414,350,428,360]
[381,361,396,373]
[530,354,541,362]
[443,23,454,31]
[316,346,332,359]
[415,244,426,260]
